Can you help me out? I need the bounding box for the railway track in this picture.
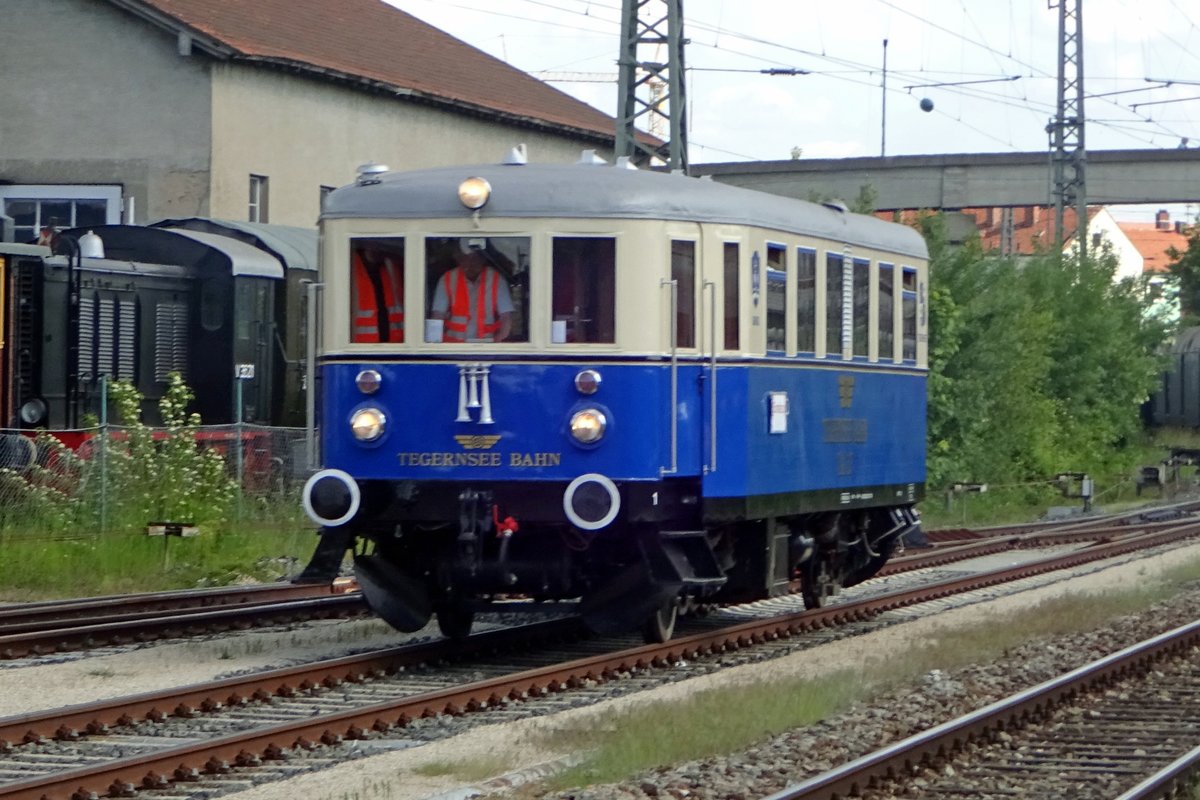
[2,519,1198,800]
[3,503,1187,662]
[766,620,1200,800]
[0,582,363,659]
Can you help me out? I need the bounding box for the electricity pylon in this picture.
[615,0,687,172]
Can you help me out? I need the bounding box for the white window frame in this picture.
[1,185,122,241]
[249,174,269,223]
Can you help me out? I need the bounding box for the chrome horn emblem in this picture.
[455,363,494,424]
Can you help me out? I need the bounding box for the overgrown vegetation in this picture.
[919,213,1168,492]
[0,374,313,599]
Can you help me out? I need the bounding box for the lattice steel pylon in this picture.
[1048,0,1087,259]
[615,0,687,172]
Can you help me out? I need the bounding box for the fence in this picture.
[0,425,315,536]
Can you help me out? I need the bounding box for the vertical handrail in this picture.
[704,280,717,474]
[99,375,108,533]
[304,281,323,471]
[661,278,678,476]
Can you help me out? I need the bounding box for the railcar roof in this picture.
[322,163,929,260]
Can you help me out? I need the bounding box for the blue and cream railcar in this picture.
[302,153,928,641]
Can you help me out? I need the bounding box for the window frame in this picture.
[765,242,787,354]
[249,174,269,223]
[0,184,122,243]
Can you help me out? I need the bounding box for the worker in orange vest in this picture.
[352,245,404,342]
[431,238,513,342]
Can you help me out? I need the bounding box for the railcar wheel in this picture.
[436,603,475,640]
[800,554,837,610]
[642,597,678,643]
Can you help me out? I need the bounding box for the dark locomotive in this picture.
[0,219,315,431]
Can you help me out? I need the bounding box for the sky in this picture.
[386,0,1200,221]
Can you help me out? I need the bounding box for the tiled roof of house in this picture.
[885,204,1193,275]
[963,205,1094,254]
[115,0,622,141]
[1117,222,1189,273]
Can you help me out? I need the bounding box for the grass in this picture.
[413,755,520,782]
[0,526,319,602]
[529,552,1200,792]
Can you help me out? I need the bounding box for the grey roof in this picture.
[323,163,929,260]
[151,218,318,272]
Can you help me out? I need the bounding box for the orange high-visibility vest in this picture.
[352,252,404,342]
[442,267,501,342]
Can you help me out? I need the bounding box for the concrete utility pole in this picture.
[1049,0,1087,259]
[615,0,688,172]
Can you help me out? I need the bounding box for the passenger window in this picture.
[853,258,870,358]
[670,240,696,349]
[878,263,895,360]
[825,253,844,356]
[723,243,739,351]
[350,237,405,343]
[796,248,816,353]
[425,236,529,343]
[552,237,615,343]
[902,267,917,361]
[765,244,786,353]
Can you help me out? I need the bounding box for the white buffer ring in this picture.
[302,468,362,527]
[563,472,621,531]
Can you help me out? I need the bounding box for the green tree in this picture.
[921,214,1166,488]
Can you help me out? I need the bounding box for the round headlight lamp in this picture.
[457,177,492,210]
[569,408,607,444]
[574,369,602,395]
[350,408,387,442]
[355,369,382,394]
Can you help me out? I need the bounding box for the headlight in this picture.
[350,408,386,442]
[457,177,491,210]
[569,408,606,444]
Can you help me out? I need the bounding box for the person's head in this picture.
[459,241,489,280]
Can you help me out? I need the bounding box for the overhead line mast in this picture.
[615,0,688,173]
[1049,0,1087,259]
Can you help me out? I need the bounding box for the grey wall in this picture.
[0,0,213,221]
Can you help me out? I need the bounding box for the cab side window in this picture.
[350,237,405,343]
[552,237,615,343]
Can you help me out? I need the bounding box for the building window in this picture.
[249,175,269,223]
[0,185,121,244]
[723,243,740,351]
[796,248,816,353]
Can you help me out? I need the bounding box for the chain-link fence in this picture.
[0,425,316,536]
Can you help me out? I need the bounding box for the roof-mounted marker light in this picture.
[503,143,528,165]
[458,177,492,210]
[356,162,389,186]
[578,149,608,165]
[822,200,849,213]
